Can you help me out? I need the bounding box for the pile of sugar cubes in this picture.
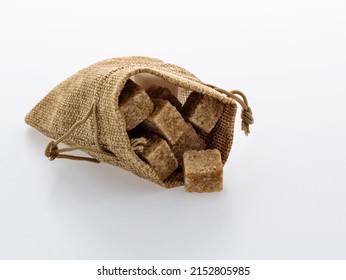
[119,79,225,192]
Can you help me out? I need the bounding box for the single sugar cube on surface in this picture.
[119,79,154,131]
[171,123,206,167]
[183,149,223,192]
[135,136,178,181]
[143,99,188,145]
[147,85,182,111]
[182,92,225,134]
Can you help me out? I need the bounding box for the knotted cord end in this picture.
[241,107,254,136]
[44,141,59,160]
[227,90,254,136]
[43,103,102,164]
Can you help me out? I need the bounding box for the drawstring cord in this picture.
[205,84,254,135]
[44,103,101,163]
[229,90,254,135]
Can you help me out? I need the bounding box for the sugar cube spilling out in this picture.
[183,149,223,192]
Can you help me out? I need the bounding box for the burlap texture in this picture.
[25,56,237,188]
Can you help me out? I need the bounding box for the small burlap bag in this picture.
[25,56,253,188]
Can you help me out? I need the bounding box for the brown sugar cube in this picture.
[135,136,178,181]
[143,99,189,145]
[182,92,225,134]
[147,85,182,111]
[119,79,154,131]
[171,123,206,167]
[183,149,223,192]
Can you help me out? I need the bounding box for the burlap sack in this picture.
[25,56,253,188]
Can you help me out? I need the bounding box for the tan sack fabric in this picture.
[25,56,254,188]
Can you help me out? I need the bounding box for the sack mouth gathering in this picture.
[25,56,253,189]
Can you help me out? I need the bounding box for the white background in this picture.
[1,0,345,259]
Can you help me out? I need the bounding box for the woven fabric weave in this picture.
[25,56,240,188]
